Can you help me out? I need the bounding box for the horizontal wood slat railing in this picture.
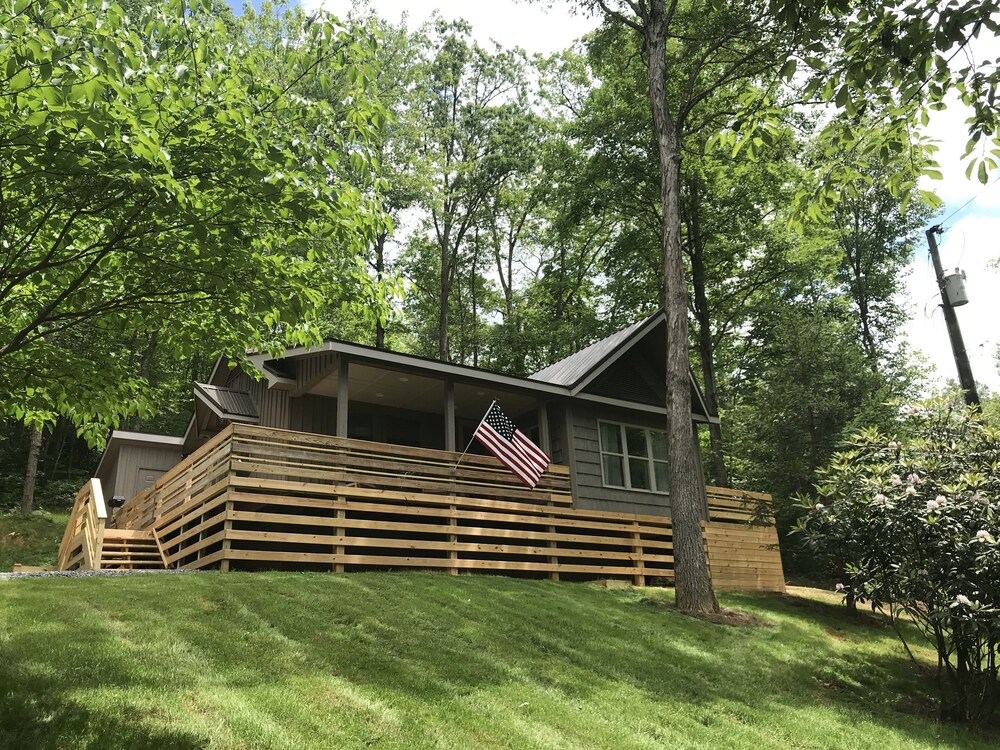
[56,479,107,571]
[98,424,785,590]
[703,486,785,592]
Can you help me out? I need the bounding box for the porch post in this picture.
[336,355,349,437]
[537,400,550,455]
[444,379,456,452]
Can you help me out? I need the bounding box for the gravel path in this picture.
[0,569,206,580]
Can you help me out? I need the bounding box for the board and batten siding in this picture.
[226,370,291,430]
[110,444,184,501]
[569,403,674,517]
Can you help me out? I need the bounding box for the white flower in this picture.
[905,486,917,496]
[888,441,899,450]
[890,474,902,486]
[815,503,825,510]
[935,494,946,505]
[835,583,845,591]
[973,494,989,505]
[926,499,940,512]
[907,473,922,484]
[977,530,990,540]
[955,594,971,606]
[874,493,887,503]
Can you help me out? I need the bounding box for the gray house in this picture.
[98,310,717,517]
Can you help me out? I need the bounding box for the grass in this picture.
[0,572,995,750]
[0,511,69,571]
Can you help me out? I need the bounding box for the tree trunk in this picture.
[375,231,387,349]
[687,182,729,487]
[132,330,158,431]
[20,426,43,517]
[643,3,718,614]
[439,246,451,361]
[471,231,480,368]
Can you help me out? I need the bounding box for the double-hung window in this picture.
[598,421,669,493]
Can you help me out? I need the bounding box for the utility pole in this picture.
[926,225,979,406]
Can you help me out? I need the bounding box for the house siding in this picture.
[289,394,338,434]
[570,403,674,517]
[110,444,184,501]
[227,370,290,430]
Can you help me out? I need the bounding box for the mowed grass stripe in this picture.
[0,572,991,749]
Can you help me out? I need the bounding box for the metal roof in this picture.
[530,312,662,388]
[194,383,259,421]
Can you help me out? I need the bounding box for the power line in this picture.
[940,172,1000,227]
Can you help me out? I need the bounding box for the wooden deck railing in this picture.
[99,423,784,590]
[56,479,107,571]
[703,486,785,591]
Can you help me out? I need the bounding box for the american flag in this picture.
[473,402,550,488]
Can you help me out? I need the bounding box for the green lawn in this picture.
[0,511,69,571]
[0,572,994,750]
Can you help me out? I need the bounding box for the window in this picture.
[598,421,669,493]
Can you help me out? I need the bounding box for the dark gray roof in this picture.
[194,383,259,421]
[530,312,662,388]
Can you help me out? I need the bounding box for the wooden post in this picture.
[547,495,559,582]
[444,380,456,452]
[220,499,232,572]
[537,400,550,456]
[335,506,345,573]
[336,355,350,438]
[632,520,646,588]
[445,382,458,573]
[90,479,107,571]
[449,503,459,575]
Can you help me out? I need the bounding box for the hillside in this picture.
[0,572,994,749]
[0,511,69,572]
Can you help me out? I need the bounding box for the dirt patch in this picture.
[642,598,768,627]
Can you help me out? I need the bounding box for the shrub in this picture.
[797,398,1000,724]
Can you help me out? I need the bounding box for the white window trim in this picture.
[597,420,669,494]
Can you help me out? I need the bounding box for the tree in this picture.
[762,1,1000,213]
[0,0,387,443]
[402,19,534,362]
[579,0,794,613]
[799,399,1000,724]
[823,142,935,365]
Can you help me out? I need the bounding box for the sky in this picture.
[228,0,1000,393]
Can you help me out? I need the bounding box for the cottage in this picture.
[60,311,785,591]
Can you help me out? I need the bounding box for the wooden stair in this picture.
[99,529,166,570]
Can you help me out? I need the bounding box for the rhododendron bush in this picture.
[798,398,1000,723]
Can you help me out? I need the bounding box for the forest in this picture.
[2,0,999,585]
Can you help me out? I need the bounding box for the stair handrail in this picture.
[56,478,108,571]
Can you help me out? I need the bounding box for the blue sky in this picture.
[225,0,270,13]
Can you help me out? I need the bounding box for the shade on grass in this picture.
[0,512,69,571]
[0,573,993,749]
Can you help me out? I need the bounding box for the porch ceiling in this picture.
[305,362,541,421]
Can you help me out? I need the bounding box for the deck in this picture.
[57,423,785,591]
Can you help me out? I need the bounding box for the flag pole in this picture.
[454,400,495,471]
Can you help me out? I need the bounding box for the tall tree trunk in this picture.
[471,230,480,368]
[687,184,729,487]
[439,245,451,362]
[20,426,43,517]
[644,2,718,614]
[375,231,387,349]
[132,330,158,431]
